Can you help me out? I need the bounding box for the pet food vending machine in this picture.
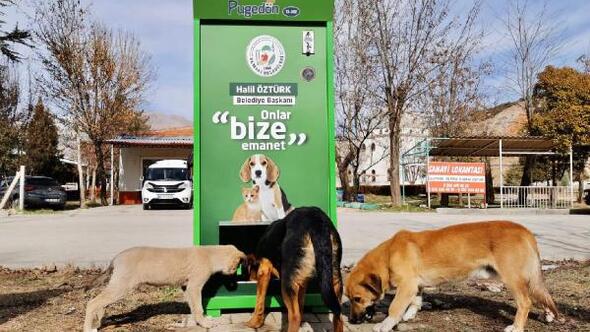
[193,0,336,315]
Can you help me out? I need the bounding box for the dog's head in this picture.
[240,154,279,184]
[221,245,247,275]
[344,268,383,324]
[242,254,260,281]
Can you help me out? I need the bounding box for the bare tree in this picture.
[403,163,423,185]
[335,0,388,201]
[367,0,482,206]
[578,54,590,74]
[418,8,492,205]
[35,0,152,205]
[421,37,488,137]
[502,0,561,189]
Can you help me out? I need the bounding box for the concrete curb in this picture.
[436,208,571,215]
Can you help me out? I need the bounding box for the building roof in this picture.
[107,135,193,148]
[107,127,194,148]
[428,136,559,157]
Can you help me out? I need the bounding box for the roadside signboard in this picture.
[428,162,485,194]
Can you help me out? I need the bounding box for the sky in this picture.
[4,0,590,121]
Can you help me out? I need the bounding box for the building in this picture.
[337,112,429,187]
[107,127,193,204]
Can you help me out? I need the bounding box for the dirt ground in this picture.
[0,261,588,332]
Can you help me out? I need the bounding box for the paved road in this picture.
[0,206,193,268]
[1,206,589,268]
[338,208,590,265]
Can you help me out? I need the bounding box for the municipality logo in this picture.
[246,35,286,77]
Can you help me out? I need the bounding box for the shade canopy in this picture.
[428,136,559,157]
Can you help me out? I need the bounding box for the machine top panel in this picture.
[194,0,333,22]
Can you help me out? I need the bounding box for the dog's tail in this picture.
[529,264,560,321]
[526,238,560,322]
[84,262,113,292]
[310,211,342,316]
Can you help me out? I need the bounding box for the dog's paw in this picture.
[373,317,398,332]
[245,316,264,329]
[196,316,217,329]
[402,305,419,321]
[299,322,313,332]
[504,325,523,332]
[544,310,555,323]
[169,316,194,328]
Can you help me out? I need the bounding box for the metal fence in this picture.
[500,186,573,209]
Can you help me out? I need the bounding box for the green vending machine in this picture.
[193,0,336,315]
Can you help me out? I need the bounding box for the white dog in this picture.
[239,154,292,221]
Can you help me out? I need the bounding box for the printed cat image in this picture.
[232,186,262,222]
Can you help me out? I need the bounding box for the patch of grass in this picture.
[11,201,108,215]
[377,204,432,213]
[84,201,102,208]
[159,286,180,302]
[363,194,432,212]
[363,193,491,211]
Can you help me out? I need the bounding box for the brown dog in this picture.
[344,221,559,332]
[83,245,245,332]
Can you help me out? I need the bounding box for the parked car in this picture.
[0,176,67,210]
[141,160,193,209]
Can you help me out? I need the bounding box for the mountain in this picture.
[469,101,527,136]
[146,111,193,130]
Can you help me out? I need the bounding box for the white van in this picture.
[141,159,192,209]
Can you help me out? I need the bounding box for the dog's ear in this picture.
[266,156,280,182]
[240,157,252,182]
[361,273,382,297]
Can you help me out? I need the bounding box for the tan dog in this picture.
[344,221,559,332]
[83,245,245,332]
[239,154,293,221]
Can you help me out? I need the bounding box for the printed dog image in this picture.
[344,221,560,332]
[83,245,246,332]
[244,207,344,332]
[239,154,292,221]
[232,185,262,222]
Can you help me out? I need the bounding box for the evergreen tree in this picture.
[0,0,31,62]
[0,65,23,177]
[0,1,31,177]
[24,98,62,177]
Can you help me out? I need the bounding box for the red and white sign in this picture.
[428,162,485,194]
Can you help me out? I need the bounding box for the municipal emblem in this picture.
[246,35,286,77]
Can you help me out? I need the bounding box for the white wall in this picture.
[337,113,429,187]
[119,147,192,191]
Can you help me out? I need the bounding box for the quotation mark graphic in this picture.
[288,133,307,146]
[212,111,230,124]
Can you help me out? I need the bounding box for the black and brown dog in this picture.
[244,207,344,332]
